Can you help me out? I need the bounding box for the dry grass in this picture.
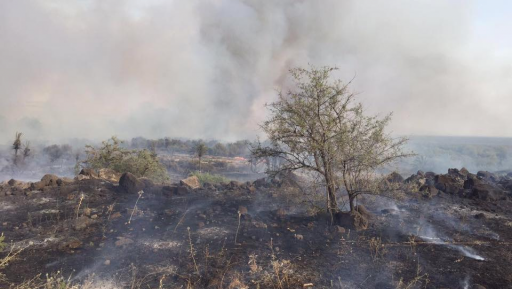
[368,237,387,262]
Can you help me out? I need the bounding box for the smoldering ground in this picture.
[0,0,511,144]
[0,171,510,288]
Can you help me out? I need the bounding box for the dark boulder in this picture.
[253,178,267,188]
[424,172,436,179]
[174,185,191,195]
[477,171,498,183]
[419,185,439,198]
[434,174,461,194]
[41,174,60,187]
[386,172,404,183]
[79,168,98,178]
[471,183,504,201]
[7,179,19,186]
[459,167,470,176]
[464,177,504,201]
[119,172,144,194]
[334,210,369,231]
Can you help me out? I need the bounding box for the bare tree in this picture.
[195,142,208,171]
[252,66,410,216]
[23,142,31,160]
[12,132,22,165]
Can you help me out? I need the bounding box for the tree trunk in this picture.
[325,175,338,216]
[349,193,356,212]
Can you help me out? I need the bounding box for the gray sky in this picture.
[0,0,511,144]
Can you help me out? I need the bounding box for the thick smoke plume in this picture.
[0,0,511,144]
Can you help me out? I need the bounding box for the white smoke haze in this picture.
[0,0,511,144]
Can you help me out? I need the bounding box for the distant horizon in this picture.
[0,134,511,148]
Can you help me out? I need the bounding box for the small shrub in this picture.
[189,171,228,185]
[82,137,169,183]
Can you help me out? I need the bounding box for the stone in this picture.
[434,174,461,194]
[115,237,134,247]
[334,210,368,231]
[59,237,82,250]
[79,168,97,178]
[119,172,144,194]
[180,176,201,190]
[40,174,60,187]
[336,226,346,234]
[419,185,439,198]
[386,172,404,183]
[253,178,267,188]
[477,171,498,183]
[238,206,248,215]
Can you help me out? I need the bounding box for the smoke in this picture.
[0,0,511,144]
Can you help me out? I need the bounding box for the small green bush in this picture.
[190,171,228,185]
[82,137,169,183]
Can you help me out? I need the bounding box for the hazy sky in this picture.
[0,0,511,144]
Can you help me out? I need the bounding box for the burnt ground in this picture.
[0,178,511,288]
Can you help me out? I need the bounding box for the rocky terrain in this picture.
[0,168,510,288]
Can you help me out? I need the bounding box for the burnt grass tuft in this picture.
[0,177,511,288]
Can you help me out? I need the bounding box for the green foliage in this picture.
[252,65,410,213]
[83,136,169,183]
[190,171,228,185]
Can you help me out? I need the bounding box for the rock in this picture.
[30,181,45,190]
[424,172,436,179]
[80,168,97,178]
[73,216,91,231]
[119,172,144,194]
[7,179,19,186]
[203,182,215,190]
[460,167,470,176]
[404,174,426,187]
[419,185,439,198]
[115,237,134,247]
[295,234,304,241]
[173,186,191,195]
[139,178,155,189]
[253,178,267,188]
[471,285,486,289]
[336,226,346,234]
[334,210,368,230]
[76,174,90,181]
[180,176,201,190]
[386,172,404,183]
[104,260,111,265]
[247,185,256,193]
[416,170,425,177]
[59,237,82,250]
[238,206,248,215]
[434,174,461,194]
[98,168,121,182]
[477,171,498,183]
[464,177,504,201]
[471,183,504,201]
[229,181,244,189]
[40,174,60,187]
[162,186,174,197]
[447,168,468,179]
